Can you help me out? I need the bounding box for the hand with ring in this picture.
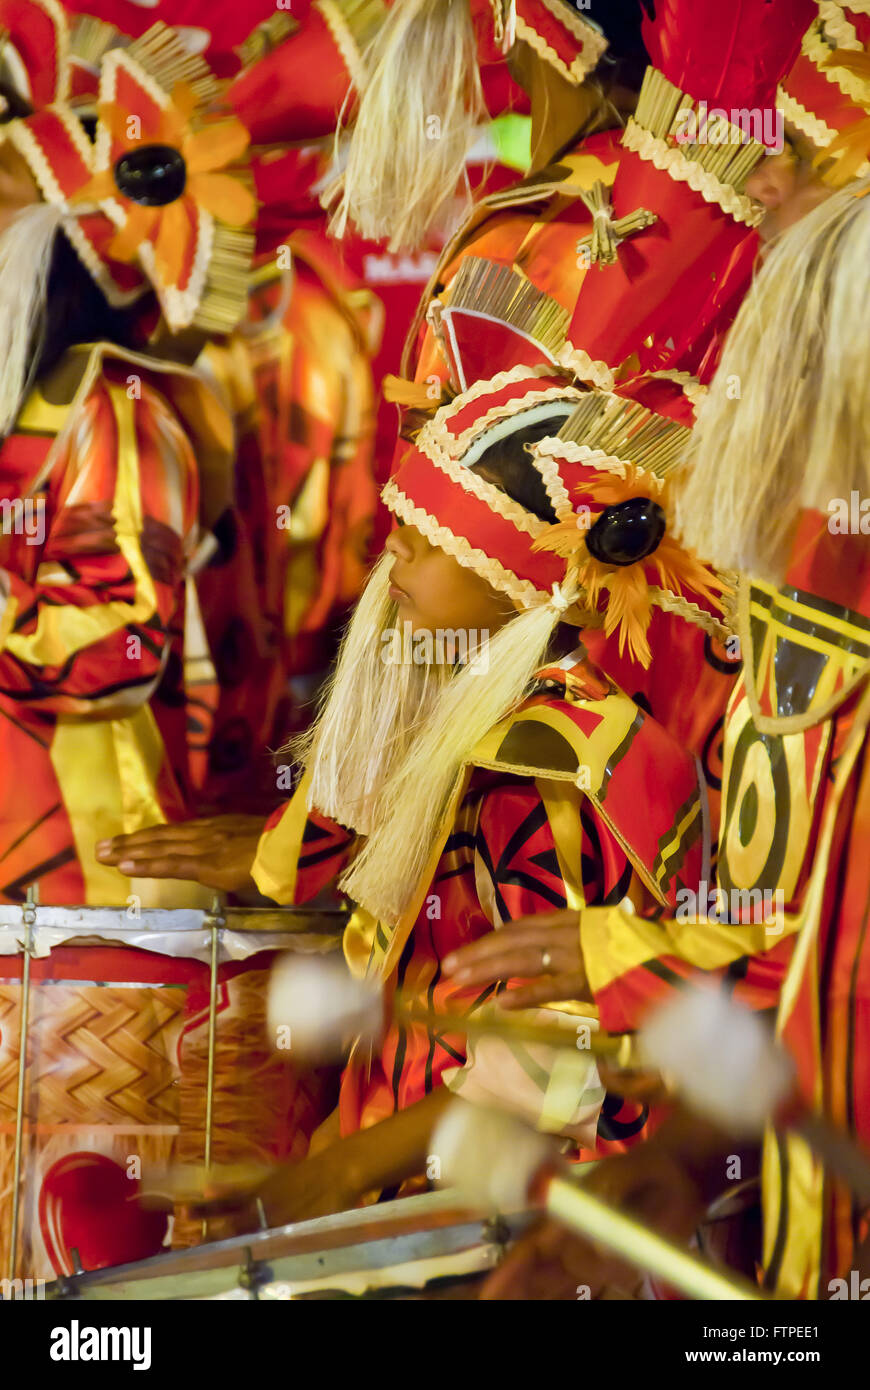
[442,909,590,1009]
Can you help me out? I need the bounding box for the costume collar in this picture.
[739,511,870,733]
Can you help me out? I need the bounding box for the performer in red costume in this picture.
[100,360,735,1219]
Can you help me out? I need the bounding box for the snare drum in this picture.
[42,1190,535,1301]
[0,901,344,1283]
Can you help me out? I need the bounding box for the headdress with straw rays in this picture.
[383,366,730,669]
[561,0,815,380]
[2,8,256,335]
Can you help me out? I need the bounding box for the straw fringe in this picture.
[675,179,870,580]
[324,0,486,250]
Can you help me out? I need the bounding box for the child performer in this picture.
[198,365,730,1224]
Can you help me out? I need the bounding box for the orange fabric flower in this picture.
[533,463,729,666]
[75,81,256,287]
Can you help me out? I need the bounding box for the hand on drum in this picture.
[95,815,267,893]
[479,1149,707,1300]
[442,909,589,1009]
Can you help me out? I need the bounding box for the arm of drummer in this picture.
[0,378,193,714]
[96,768,359,898]
[254,1089,454,1226]
[446,900,797,1034]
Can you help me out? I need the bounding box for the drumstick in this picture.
[267,954,642,1066]
[640,986,870,1204]
[431,1099,764,1302]
[393,996,637,1063]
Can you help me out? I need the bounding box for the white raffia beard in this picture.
[323,0,485,251]
[287,553,452,836]
[0,201,64,436]
[290,552,564,925]
[675,178,870,583]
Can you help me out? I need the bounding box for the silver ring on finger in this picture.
[540,949,552,971]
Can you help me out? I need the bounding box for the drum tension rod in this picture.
[238,1245,272,1299]
[8,883,37,1286]
[202,893,226,1243]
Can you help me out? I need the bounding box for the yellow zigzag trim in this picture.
[622,118,765,226]
[516,0,607,85]
[382,478,546,611]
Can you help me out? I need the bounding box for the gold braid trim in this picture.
[236,14,299,70]
[652,588,732,641]
[428,362,571,449]
[776,84,838,148]
[557,344,614,390]
[534,435,664,489]
[529,439,574,521]
[804,21,870,107]
[416,434,551,539]
[381,479,546,610]
[444,256,570,361]
[648,369,708,413]
[619,118,761,225]
[516,0,607,85]
[817,2,863,49]
[446,385,584,456]
[315,0,385,94]
[622,119,765,226]
[7,112,142,307]
[32,0,70,100]
[633,66,767,192]
[558,389,692,478]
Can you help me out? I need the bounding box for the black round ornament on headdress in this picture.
[585,497,666,567]
[114,144,187,205]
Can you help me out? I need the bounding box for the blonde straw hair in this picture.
[290,552,567,925]
[675,178,870,581]
[0,200,64,435]
[324,0,486,251]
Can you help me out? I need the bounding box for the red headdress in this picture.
[471,0,607,83]
[563,0,816,381]
[0,0,262,332]
[383,366,729,667]
[778,3,870,186]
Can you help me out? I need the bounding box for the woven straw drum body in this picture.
[0,935,334,1281]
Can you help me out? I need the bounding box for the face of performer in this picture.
[384,521,518,637]
[0,139,39,229]
[745,134,834,242]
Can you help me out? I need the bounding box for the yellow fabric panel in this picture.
[579,900,802,997]
[49,706,210,907]
[3,385,158,667]
[250,769,313,904]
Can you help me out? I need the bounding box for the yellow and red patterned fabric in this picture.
[570,511,870,1297]
[253,655,710,1150]
[0,345,229,904]
[195,236,377,812]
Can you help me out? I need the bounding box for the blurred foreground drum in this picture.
[42,1191,535,1300]
[0,900,344,1283]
